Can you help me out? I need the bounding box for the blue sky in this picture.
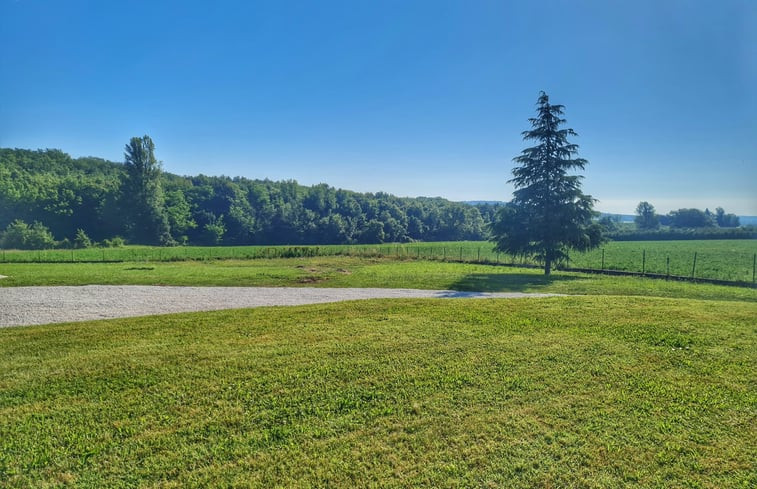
[1,0,755,214]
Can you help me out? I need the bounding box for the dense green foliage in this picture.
[72,229,92,249]
[1,297,754,487]
[0,220,56,250]
[715,207,740,227]
[491,92,602,274]
[0,147,489,247]
[648,206,739,229]
[0,149,123,243]
[633,201,745,233]
[122,136,173,245]
[666,208,715,228]
[634,201,659,230]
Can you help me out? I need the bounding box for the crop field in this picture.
[2,239,755,284]
[564,240,757,282]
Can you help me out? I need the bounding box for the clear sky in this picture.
[1,0,755,215]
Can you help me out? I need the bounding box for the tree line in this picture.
[633,201,741,230]
[593,201,755,241]
[0,144,491,249]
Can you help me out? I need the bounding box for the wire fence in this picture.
[1,242,755,286]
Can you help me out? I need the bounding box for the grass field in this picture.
[565,240,757,282]
[1,239,755,283]
[1,256,756,302]
[1,297,755,487]
[2,250,754,486]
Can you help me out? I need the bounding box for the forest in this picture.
[0,147,494,248]
[3,146,752,250]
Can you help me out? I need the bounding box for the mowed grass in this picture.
[1,256,756,302]
[1,297,755,487]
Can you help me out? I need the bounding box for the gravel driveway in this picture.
[0,286,561,328]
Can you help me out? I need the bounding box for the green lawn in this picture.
[1,256,756,302]
[1,297,755,487]
[2,255,754,486]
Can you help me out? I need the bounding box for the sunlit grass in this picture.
[1,256,755,302]
[2,239,755,282]
[1,297,754,487]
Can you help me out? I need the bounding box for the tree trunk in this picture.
[544,248,553,275]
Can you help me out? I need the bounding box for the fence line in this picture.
[0,244,755,286]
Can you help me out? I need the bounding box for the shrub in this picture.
[0,220,56,250]
[202,217,226,245]
[103,236,126,248]
[73,229,93,249]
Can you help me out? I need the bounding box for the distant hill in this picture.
[605,213,757,227]
[599,213,635,223]
[462,200,505,206]
[739,216,757,226]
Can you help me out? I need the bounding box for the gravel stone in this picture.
[0,286,562,328]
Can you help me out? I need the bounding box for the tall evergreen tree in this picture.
[490,92,602,275]
[122,135,173,245]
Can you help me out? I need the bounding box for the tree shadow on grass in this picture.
[449,273,587,293]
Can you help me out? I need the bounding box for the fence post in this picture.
[601,248,605,270]
[642,249,646,275]
[496,252,500,264]
[460,247,463,261]
[691,252,697,279]
[71,250,74,263]
[443,247,446,260]
[666,256,670,279]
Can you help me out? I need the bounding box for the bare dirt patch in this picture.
[298,277,325,284]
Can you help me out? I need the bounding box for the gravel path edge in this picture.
[0,285,563,328]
